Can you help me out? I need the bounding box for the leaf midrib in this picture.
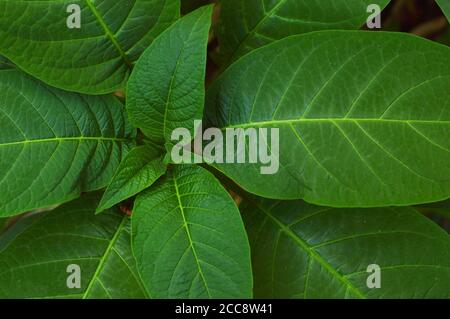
[254,202,366,299]
[85,0,132,68]
[224,118,450,129]
[228,0,287,63]
[82,216,127,299]
[172,171,212,298]
[161,9,206,141]
[227,0,368,63]
[0,136,130,148]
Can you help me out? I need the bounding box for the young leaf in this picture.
[437,0,450,22]
[0,70,135,217]
[242,198,450,298]
[127,5,213,146]
[132,165,252,298]
[206,31,450,207]
[96,145,167,214]
[0,0,180,94]
[216,0,391,64]
[0,193,148,299]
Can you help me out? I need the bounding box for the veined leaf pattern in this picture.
[0,70,135,217]
[0,193,148,299]
[206,31,450,207]
[0,0,180,93]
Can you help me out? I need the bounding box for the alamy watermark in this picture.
[367,4,382,29]
[66,264,81,289]
[366,264,381,289]
[66,4,81,29]
[171,120,280,175]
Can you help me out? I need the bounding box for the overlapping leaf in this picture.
[242,198,450,298]
[0,193,148,299]
[127,5,212,146]
[0,70,135,217]
[132,165,252,298]
[0,0,180,93]
[437,0,450,22]
[206,31,450,207]
[96,145,166,214]
[216,0,391,64]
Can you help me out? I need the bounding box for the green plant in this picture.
[0,0,450,299]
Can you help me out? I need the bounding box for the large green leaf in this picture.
[437,0,450,22]
[96,145,166,214]
[0,0,180,94]
[127,5,212,146]
[132,165,252,298]
[0,193,148,299]
[242,198,450,298]
[0,70,135,217]
[216,0,391,64]
[206,31,450,207]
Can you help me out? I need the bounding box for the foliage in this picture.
[0,0,449,299]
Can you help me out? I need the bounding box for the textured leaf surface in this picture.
[0,193,148,299]
[206,31,450,207]
[437,0,450,22]
[0,0,180,93]
[127,5,212,145]
[242,198,450,298]
[0,70,135,217]
[96,145,166,214]
[132,165,252,298]
[216,0,390,64]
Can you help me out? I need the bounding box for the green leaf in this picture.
[0,0,180,94]
[206,31,450,207]
[437,0,450,22]
[132,165,252,298]
[242,198,450,298]
[0,193,148,299]
[96,145,167,214]
[0,70,135,217]
[127,5,213,146]
[216,0,391,64]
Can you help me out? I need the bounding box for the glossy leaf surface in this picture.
[132,165,252,298]
[0,0,180,93]
[0,194,148,298]
[242,198,450,298]
[127,5,212,146]
[96,145,166,214]
[216,0,391,63]
[0,70,135,217]
[206,31,450,207]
